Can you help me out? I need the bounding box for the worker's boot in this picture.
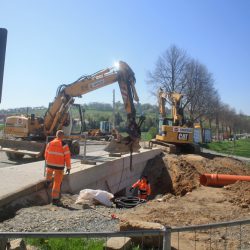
[52,199,64,207]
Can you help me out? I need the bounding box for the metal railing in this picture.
[0,219,249,249]
[171,218,250,250]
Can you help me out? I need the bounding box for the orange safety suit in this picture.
[132,178,151,200]
[44,138,71,201]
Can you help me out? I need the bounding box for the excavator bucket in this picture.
[0,139,46,159]
[104,136,141,154]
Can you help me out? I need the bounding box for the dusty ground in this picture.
[118,153,250,225]
[116,152,250,249]
[1,151,250,249]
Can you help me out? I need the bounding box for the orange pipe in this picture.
[200,173,250,187]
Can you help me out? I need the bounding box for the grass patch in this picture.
[25,238,141,250]
[202,138,250,158]
[25,238,105,250]
[120,131,154,141]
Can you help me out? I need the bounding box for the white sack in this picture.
[75,189,114,207]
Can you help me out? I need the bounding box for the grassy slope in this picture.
[203,138,250,158]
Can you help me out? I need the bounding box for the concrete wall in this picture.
[62,148,162,195]
[0,148,161,211]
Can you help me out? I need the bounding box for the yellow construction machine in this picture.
[150,89,199,153]
[0,61,144,160]
[87,121,118,141]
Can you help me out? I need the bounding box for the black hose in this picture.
[114,196,146,208]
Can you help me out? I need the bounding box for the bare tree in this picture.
[147,45,250,140]
[147,45,188,98]
[183,60,216,123]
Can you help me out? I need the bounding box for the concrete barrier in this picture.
[62,148,162,194]
[0,148,161,209]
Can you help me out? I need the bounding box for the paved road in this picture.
[0,141,108,169]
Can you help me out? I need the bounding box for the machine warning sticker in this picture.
[177,133,189,141]
[91,79,105,88]
[173,127,193,133]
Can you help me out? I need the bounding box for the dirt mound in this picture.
[224,181,250,207]
[118,153,250,226]
[166,154,250,197]
[141,153,250,198]
[165,155,202,196]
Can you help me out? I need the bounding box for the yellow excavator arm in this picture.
[0,61,144,159]
[158,89,184,126]
[43,61,143,144]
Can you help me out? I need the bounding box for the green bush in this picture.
[141,127,158,141]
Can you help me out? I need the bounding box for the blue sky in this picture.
[1,0,250,115]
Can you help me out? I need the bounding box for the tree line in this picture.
[147,45,250,138]
[0,102,160,134]
[1,45,250,138]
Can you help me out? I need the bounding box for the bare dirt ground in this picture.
[116,152,250,249]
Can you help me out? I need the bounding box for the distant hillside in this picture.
[0,102,162,133]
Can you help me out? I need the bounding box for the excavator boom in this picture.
[43,61,142,153]
[0,61,143,159]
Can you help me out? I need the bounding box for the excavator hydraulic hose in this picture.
[114,196,146,208]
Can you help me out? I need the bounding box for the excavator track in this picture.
[149,139,177,154]
[149,139,200,154]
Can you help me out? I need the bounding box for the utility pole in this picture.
[113,89,115,129]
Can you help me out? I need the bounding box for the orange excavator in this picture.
[0,61,144,160]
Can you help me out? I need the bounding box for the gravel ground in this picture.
[0,194,121,232]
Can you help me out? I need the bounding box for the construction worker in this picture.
[130,175,151,200]
[44,130,71,206]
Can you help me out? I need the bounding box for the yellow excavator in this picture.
[150,89,199,153]
[0,61,144,160]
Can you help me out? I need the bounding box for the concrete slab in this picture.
[104,237,132,250]
[0,148,162,208]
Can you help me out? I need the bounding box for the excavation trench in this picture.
[0,148,164,221]
[2,149,250,224]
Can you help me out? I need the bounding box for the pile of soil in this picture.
[117,152,250,249]
[145,153,250,200]
[118,152,250,224]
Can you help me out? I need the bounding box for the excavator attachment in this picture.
[0,139,45,160]
[104,115,145,154]
[104,136,141,154]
